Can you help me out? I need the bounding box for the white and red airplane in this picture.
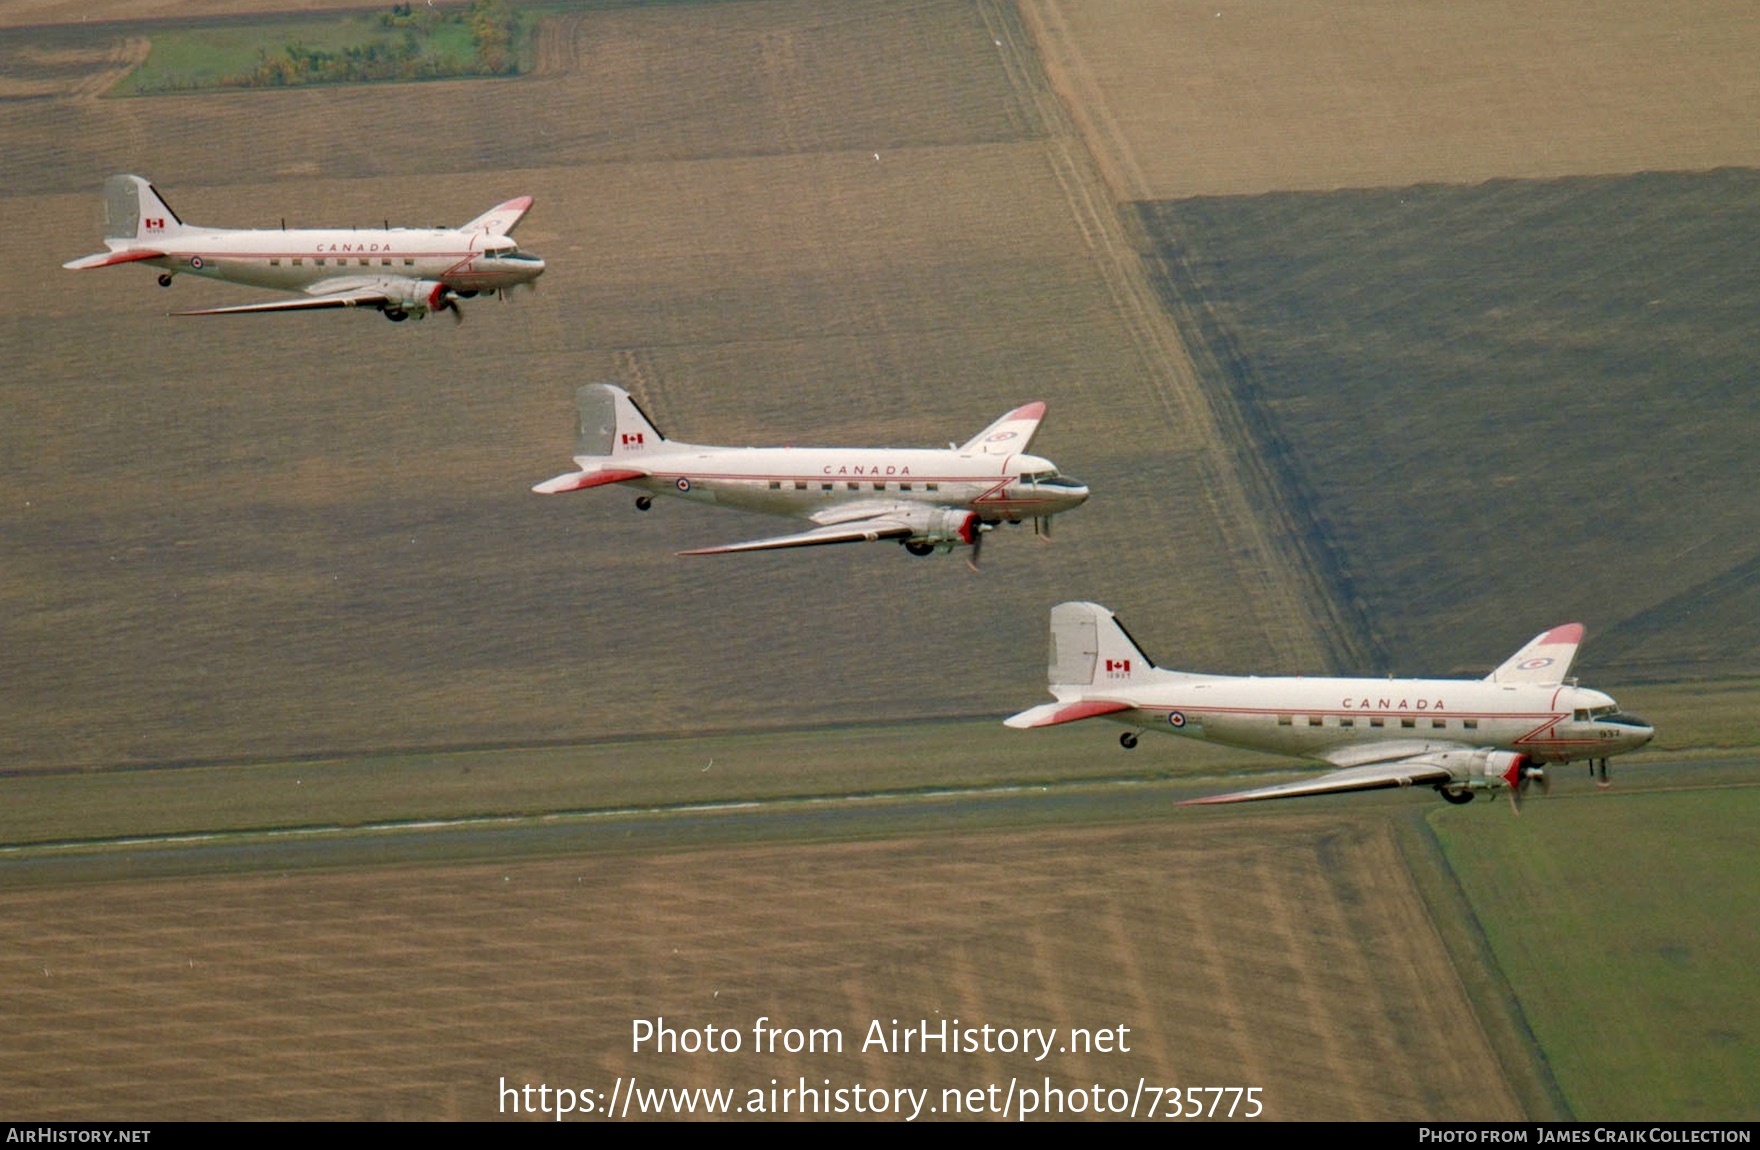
[64,174,544,321]
[1005,602,1653,807]
[534,384,1089,565]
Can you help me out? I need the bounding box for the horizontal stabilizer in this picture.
[1002,699,1134,729]
[1180,760,1455,805]
[679,520,915,555]
[1486,622,1584,684]
[63,248,164,270]
[532,468,646,494]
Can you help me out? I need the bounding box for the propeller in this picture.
[1507,761,1548,815]
[965,520,995,573]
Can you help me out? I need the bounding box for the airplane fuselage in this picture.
[590,444,1087,524]
[1079,674,1652,765]
[126,225,545,295]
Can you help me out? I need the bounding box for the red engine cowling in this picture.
[420,280,453,313]
[913,508,980,547]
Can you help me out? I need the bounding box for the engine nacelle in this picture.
[1429,748,1532,789]
[417,280,453,313]
[906,508,981,548]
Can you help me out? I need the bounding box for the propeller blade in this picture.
[966,527,984,573]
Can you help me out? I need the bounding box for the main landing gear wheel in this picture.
[1120,731,1139,749]
[1439,787,1475,805]
[157,274,173,288]
[904,540,935,557]
[384,308,408,323]
[635,496,653,511]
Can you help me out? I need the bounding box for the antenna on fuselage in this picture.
[280,218,285,230]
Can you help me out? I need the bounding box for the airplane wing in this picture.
[532,468,647,494]
[957,401,1046,455]
[63,248,164,270]
[1485,622,1584,684]
[459,195,534,236]
[171,290,394,316]
[1003,699,1135,729]
[1179,759,1456,805]
[171,277,423,316]
[677,517,917,555]
[1314,739,1471,768]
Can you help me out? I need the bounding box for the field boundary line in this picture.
[998,0,1339,672]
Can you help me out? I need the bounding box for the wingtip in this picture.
[1544,622,1586,644]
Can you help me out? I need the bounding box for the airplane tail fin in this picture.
[104,175,185,242]
[574,383,668,460]
[1048,601,1173,688]
[958,401,1046,456]
[460,195,534,236]
[1485,622,1584,684]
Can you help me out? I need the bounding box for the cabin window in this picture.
[847,482,859,491]
[768,481,781,490]
[382,258,392,266]
[315,258,325,267]
[1463,719,1478,730]
[899,483,911,492]
[358,258,369,267]
[821,483,833,492]
[1401,718,1416,729]
[1432,719,1447,729]
[872,482,885,491]
[1370,717,1385,728]
[926,483,939,492]
[1308,716,1323,727]
[292,258,303,266]
[269,258,280,266]
[1339,717,1355,728]
[1276,715,1292,726]
[404,258,415,267]
[793,481,806,490]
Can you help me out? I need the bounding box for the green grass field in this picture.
[118,4,524,96]
[1432,786,1760,1119]
[1134,171,1760,685]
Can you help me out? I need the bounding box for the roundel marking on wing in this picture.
[1518,657,1555,670]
